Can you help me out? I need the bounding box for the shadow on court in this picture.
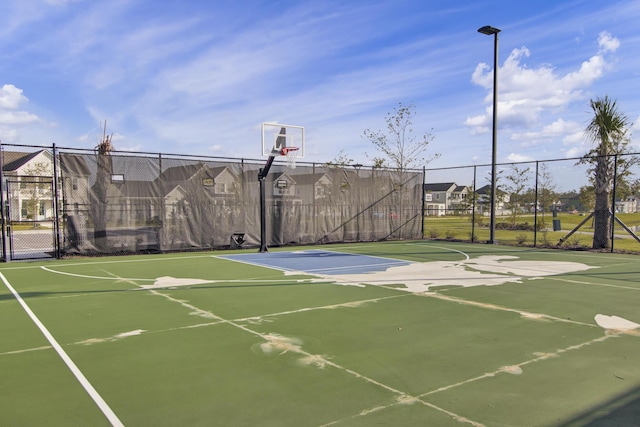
[558,385,640,426]
[0,280,318,302]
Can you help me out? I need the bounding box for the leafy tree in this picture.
[578,185,595,212]
[537,163,557,227]
[324,149,354,168]
[613,176,640,200]
[503,164,531,225]
[362,102,439,171]
[370,157,388,169]
[480,168,504,217]
[578,96,636,249]
[454,186,475,217]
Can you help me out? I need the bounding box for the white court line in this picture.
[0,272,124,427]
[234,294,409,322]
[412,241,640,261]
[415,291,596,328]
[419,334,616,399]
[39,266,330,290]
[0,253,217,271]
[406,243,471,267]
[551,277,640,292]
[406,243,470,261]
[40,266,155,282]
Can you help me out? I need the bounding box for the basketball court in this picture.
[2,240,639,426]
[2,123,639,425]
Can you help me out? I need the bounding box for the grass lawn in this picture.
[424,212,640,252]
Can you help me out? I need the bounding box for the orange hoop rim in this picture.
[280,147,300,156]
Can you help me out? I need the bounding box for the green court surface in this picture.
[1,241,639,426]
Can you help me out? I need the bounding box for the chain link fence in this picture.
[0,143,424,259]
[423,153,640,253]
[1,143,638,259]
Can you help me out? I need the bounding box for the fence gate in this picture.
[5,177,57,261]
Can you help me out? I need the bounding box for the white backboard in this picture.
[261,123,305,158]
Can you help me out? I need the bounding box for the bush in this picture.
[445,230,457,240]
[428,228,440,239]
[495,222,543,231]
[538,231,552,247]
[515,234,527,245]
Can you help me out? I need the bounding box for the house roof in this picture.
[158,163,231,183]
[476,184,506,196]
[2,150,47,172]
[159,163,207,182]
[270,172,296,184]
[475,184,491,195]
[424,182,456,192]
[59,154,92,176]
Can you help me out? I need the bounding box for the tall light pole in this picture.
[478,25,500,244]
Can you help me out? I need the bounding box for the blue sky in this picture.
[1,0,639,171]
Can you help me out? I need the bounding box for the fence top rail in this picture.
[0,142,428,173]
[1,142,638,173]
[425,151,640,172]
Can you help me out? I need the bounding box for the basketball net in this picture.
[281,147,300,169]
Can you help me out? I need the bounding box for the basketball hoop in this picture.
[281,146,300,169]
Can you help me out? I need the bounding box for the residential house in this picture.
[2,149,54,221]
[616,195,640,213]
[475,184,509,216]
[271,172,300,202]
[423,182,471,216]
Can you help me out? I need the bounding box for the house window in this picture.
[111,174,125,184]
[275,180,292,196]
[215,182,227,193]
[277,186,292,196]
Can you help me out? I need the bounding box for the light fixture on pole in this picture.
[478,25,500,244]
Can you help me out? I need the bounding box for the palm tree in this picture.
[582,96,631,249]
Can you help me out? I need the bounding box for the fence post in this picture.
[313,162,317,242]
[52,143,61,258]
[421,166,426,239]
[0,143,6,261]
[471,165,477,243]
[610,154,618,253]
[158,153,163,252]
[533,161,539,247]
